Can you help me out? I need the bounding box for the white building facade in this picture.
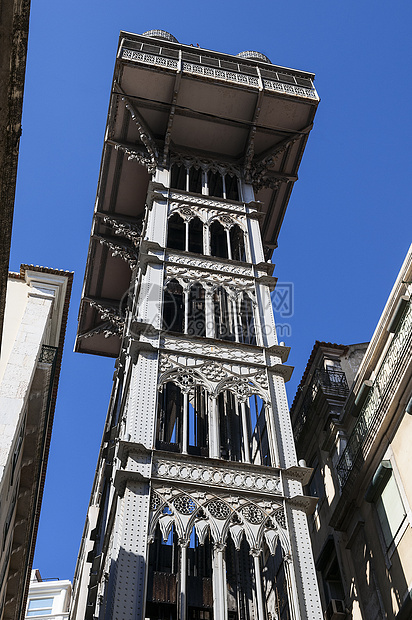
[0,266,72,620]
[25,570,71,619]
[72,30,322,620]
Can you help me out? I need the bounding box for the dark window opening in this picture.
[210,221,228,259]
[187,283,206,338]
[208,171,223,198]
[214,287,235,341]
[218,391,243,461]
[248,394,271,467]
[163,280,184,333]
[263,542,291,620]
[156,382,182,452]
[188,387,209,456]
[307,456,325,503]
[189,167,203,194]
[147,524,178,617]
[226,536,254,620]
[316,538,345,607]
[238,293,256,345]
[189,217,204,254]
[170,164,186,190]
[225,174,239,201]
[167,213,185,251]
[230,225,246,262]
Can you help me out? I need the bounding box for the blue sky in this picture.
[10,0,412,580]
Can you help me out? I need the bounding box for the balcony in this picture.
[337,299,412,489]
[120,38,319,102]
[293,368,349,442]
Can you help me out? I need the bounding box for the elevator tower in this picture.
[72,29,322,620]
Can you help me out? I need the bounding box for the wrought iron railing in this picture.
[337,299,412,489]
[293,368,349,441]
[39,344,58,365]
[121,47,319,101]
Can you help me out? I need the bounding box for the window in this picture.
[156,382,182,451]
[163,280,184,333]
[307,456,325,503]
[27,598,54,616]
[230,224,246,262]
[210,221,228,259]
[315,538,345,607]
[167,214,204,255]
[207,170,223,198]
[214,287,235,341]
[366,460,407,548]
[188,217,203,254]
[187,283,206,337]
[170,162,240,202]
[167,213,185,251]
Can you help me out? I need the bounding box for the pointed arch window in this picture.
[188,217,204,254]
[207,170,223,198]
[170,163,187,190]
[146,523,178,618]
[218,391,243,462]
[230,224,246,262]
[225,536,255,619]
[167,213,185,251]
[163,279,184,333]
[210,221,228,259]
[248,394,271,466]
[187,283,206,338]
[214,287,235,341]
[188,387,209,456]
[225,173,239,201]
[189,167,203,194]
[238,292,256,345]
[156,382,183,452]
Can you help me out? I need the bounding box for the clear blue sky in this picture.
[10,0,412,580]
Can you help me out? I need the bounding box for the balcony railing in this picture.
[39,344,58,365]
[120,42,319,101]
[337,299,412,489]
[293,368,349,441]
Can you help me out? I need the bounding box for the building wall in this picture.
[25,570,71,619]
[291,244,412,620]
[0,266,72,620]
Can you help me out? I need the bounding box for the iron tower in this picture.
[72,29,322,620]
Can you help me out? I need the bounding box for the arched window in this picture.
[156,382,183,452]
[248,394,271,466]
[170,163,186,190]
[188,386,209,456]
[146,523,179,618]
[163,279,184,333]
[225,174,239,201]
[218,391,243,462]
[225,536,255,619]
[187,526,213,615]
[262,541,291,620]
[188,216,203,254]
[207,170,223,198]
[214,287,235,341]
[238,293,256,345]
[230,224,246,262]
[187,283,206,337]
[167,213,185,251]
[189,167,202,194]
[210,221,228,259]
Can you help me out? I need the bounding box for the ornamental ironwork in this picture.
[241,505,265,525]
[337,299,412,488]
[207,500,231,520]
[173,495,196,515]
